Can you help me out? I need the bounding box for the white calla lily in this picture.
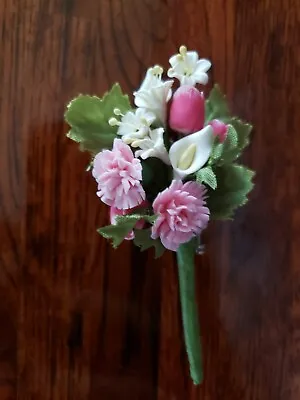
[169,125,214,178]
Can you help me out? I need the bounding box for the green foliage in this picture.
[196,166,217,190]
[98,213,157,248]
[209,121,252,165]
[209,142,224,162]
[133,228,165,258]
[207,164,255,220]
[205,84,230,122]
[141,158,172,202]
[65,83,131,154]
[225,124,238,149]
[230,118,252,154]
[205,85,252,166]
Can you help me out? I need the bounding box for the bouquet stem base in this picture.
[177,240,203,385]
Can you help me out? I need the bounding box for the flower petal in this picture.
[195,59,211,72]
[169,126,214,178]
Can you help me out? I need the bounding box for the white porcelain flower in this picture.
[109,108,155,145]
[169,125,214,178]
[168,45,211,86]
[134,65,173,124]
[134,127,170,165]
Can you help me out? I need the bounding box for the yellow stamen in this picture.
[177,144,197,170]
[108,117,119,126]
[131,140,142,148]
[153,65,163,75]
[113,108,122,116]
[179,45,187,56]
[123,137,134,145]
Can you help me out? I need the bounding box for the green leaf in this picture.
[208,119,252,165]
[207,164,255,220]
[230,118,252,153]
[220,119,252,164]
[65,83,131,154]
[210,124,239,164]
[97,213,157,248]
[205,84,230,122]
[133,228,165,258]
[226,124,238,149]
[141,158,172,202]
[209,142,224,162]
[196,166,217,190]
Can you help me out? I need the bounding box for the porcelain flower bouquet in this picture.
[65,45,254,384]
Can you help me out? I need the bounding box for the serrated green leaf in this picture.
[230,118,252,152]
[210,124,239,164]
[208,119,252,165]
[226,125,238,149]
[133,228,165,258]
[196,166,217,190]
[205,84,230,122]
[220,119,252,164]
[65,83,131,154]
[207,164,255,220]
[97,213,157,248]
[209,142,223,162]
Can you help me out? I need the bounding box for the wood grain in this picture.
[0,0,300,398]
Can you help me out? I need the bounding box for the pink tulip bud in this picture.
[208,119,228,143]
[169,85,205,135]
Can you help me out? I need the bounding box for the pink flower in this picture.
[169,85,205,135]
[151,180,209,251]
[208,119,228,143]
[110,207,146,240]
[92,139,145,209]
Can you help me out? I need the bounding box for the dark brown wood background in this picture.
[1,0,300,398]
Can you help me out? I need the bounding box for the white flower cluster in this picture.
[109,45,213,176]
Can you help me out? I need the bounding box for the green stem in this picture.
[177,240,203,385]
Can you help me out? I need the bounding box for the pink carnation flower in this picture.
[151,180,209,251]
[92,139,145,210]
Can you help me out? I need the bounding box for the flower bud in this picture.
[208,119,228,143]
[169,85,205,135]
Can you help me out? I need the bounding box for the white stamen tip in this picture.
[113,108,122,116]
[108,117,119,126]
[122,137,131,144]
[153,65,163,75]
[179,45,187,56]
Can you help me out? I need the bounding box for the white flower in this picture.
[134,128,170,165]
[134,65,173,124]
[169,125,214,178]
[167,45,211,86]
[109,108,155,145]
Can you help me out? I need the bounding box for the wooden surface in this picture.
[1,0,300,398]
